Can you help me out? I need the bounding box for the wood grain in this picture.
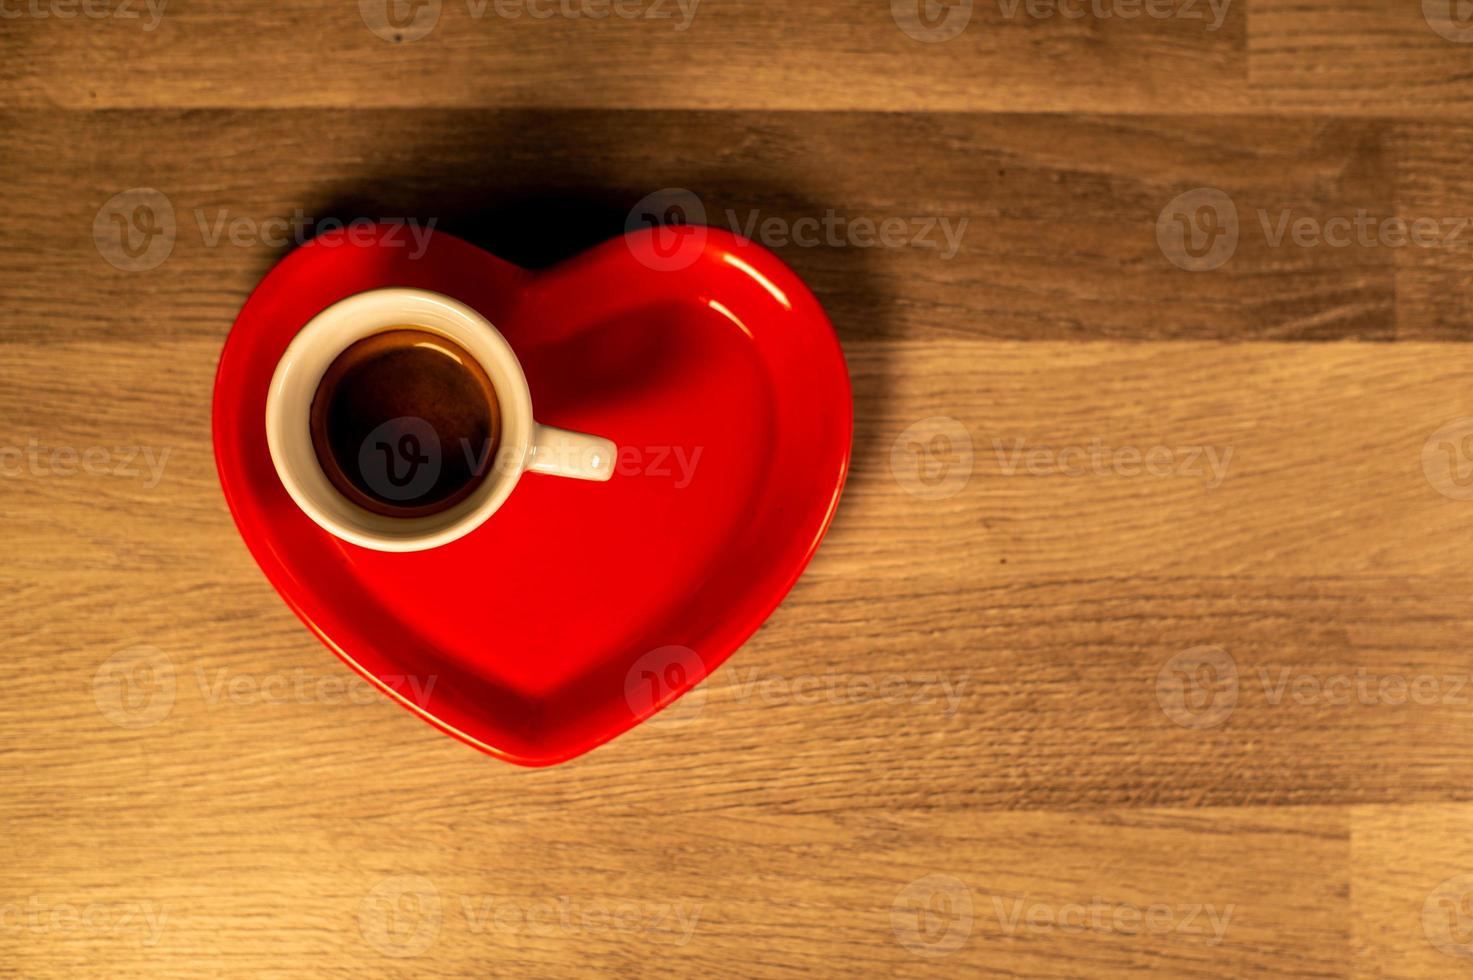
[1350,805,1473,977]
[6,337,1473,582]
[5,331,1473,976]
[1250,0,1473,116]
[9,1,1473,976]
[2,109,1454,343]
[1,0,1248,112]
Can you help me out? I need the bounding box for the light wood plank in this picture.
[1250,0,1473,116]
[3,338,1471,581]
[1351,805,1473,977]
[0,799,1346,977]
[4,342,1473,816]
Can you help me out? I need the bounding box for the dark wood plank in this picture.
[1,0,1247,112]
[1389,121,1473,340]
[1,109,1407,343]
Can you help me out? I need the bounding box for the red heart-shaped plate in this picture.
[212,224,851,765]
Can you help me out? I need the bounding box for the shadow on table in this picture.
[269,116,897,496]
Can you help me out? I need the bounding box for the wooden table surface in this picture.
[8,1,1473,976]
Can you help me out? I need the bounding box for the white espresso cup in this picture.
[266,287,615,552]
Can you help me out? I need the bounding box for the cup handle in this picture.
[526,424,616,482]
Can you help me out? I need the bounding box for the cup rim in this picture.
[265,287,534,552]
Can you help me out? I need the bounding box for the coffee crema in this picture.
[309,328,501,518]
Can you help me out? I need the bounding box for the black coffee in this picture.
[309,328,501,518]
